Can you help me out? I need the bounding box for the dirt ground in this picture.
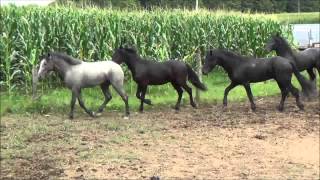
[1,96,319,179]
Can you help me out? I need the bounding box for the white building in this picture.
[0,0,55,6]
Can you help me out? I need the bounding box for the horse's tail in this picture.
[290,61,313,96]
[186,64,207,91]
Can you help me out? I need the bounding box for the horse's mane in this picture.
[50,52,82,65]
[275,35,291,48]
[123,47,137,54]
[213,49,249,61]
[121,47,146,61]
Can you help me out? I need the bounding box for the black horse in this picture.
[112,46,207,112]
[266,34,320,81]
[202,49,313,111]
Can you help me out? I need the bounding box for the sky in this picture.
[0,0,55,6]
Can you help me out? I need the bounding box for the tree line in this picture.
[56,0,319,12]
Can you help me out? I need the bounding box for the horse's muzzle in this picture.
[202,68,209,75]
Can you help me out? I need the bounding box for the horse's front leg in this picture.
[243,83,256,111]
[139,86,148,112]
[97,82,112,113]
[69,91,77,119]
[223,82,237,107]
[136,85,152,105]
[77,89,95,117]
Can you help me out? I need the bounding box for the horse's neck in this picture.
[218,53,240,74]
[277,44,295,58]
[125,56,140,75]
[53,59,71,79]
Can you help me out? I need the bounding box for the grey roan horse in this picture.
[38,52,130,119]
[202,49,313,111]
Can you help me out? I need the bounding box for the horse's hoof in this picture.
[222,106,228,112]
[191,103,197,108]
[277,106,284,112]
[95,112,102,117]
[144,99,152,105]
[222,104,228,109]
[150,176,160,180]
[90,111,97,118]
[173,105,180,111]
[298,104,304,110]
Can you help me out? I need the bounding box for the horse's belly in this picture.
[245,71,272,83]
[82,74,106,87]
[149,81,168,85]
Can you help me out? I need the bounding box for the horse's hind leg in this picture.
[77,89,95,117]
[289,84,304,110]
[276,83,289,112]
[307,68,316,81]
[97,81,112,113]
[111,80,130,116]
[69,90,77,119]
[243,83,256,111]
[171,82,183,110]
[182,83,196,108]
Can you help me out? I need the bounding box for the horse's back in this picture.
[300,48,320,58]
[163,60,187,70]
[77,61,124,86]
[97,61,124,81]
[136,59,187,85]
[142,59,186,73]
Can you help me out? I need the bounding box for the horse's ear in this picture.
[275,32,281,37]
[47,53,51,60]
[209,50,213,56]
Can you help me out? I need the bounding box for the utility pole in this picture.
[195,0,198,10]
[298,0,300,13]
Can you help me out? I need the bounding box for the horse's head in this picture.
[112,46,138,64]
[38,53,55,79]
[202,50,218,75]
[265,33,283,52]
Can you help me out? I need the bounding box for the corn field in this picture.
[0,6,293,93]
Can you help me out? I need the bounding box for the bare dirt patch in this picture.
[1,96,319,179]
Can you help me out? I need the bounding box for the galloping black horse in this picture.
[266,34,320,81]
[112,46,207,112]
[202,49,313,111]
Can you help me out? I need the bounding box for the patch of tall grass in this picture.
[0,6,292,93]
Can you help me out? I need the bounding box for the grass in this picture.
[1,71,309,117]
[273,12,320,24]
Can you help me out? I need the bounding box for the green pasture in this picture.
[1,71,313,117]
[274,12,320,24]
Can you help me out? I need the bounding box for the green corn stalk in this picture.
[0,6,293,92]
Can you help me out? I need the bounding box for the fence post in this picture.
[195,49,202,103]
[32,67,38,100]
